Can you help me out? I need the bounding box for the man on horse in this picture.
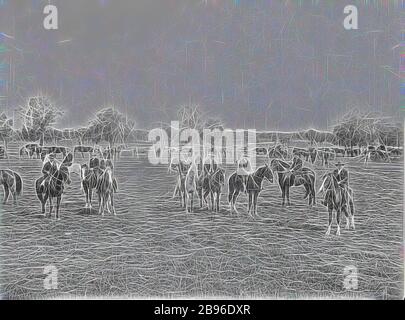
[321,161,349,206]
[237,156,253,193]
[42,153,58,178]
[333,161,349,188]
[290,155,303,172]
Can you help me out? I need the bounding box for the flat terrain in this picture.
[0,144,403,299]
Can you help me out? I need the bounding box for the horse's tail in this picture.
[303,187,309,199]
[13,172,23,196]
[228,175,234,203]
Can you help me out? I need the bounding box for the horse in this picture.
[96,166,116,216]
[292,147,310,161]
[35,153,73,218]
[319,172,355,235]
[19,146,30,158]
[318,148,335,166]
[0,169,23,204]
[268,145,288,159]
[39,146,65,160]
[74,145,94,158]
[270,158,316,206]
[228,164,273,216]
[170,160,190,208]
[0,146,7,159]
[332,147,346,157]
[308,147,317,164]
[81,163,99,210]
[184,162,199,213]
[205,167,226,212]
[24,143,41,158]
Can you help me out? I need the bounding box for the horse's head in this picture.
[263,163,274,183]
[100,159,106,170]
[217,168,226,185]
[59,165,71,185]
[90,157,100,169]
[80,163,89,180]
[319,172,337,193]
[106,159,114,170]
[270,158,284,172]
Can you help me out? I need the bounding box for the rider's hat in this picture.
[335,161,345,167]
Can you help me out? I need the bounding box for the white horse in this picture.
[184,161,199,213]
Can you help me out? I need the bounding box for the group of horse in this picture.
[169,154,355,235]
[18,143,125,161]
[266,144,402,165]
[1,144,119,219]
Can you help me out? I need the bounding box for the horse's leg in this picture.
[198,188,203,208]
[247,192,252,216]
[216,191,220,212]
[281,184,285,206]
[3,185,9,204]
[203,190,210,210]
[343,205,350,229]
[186,192,191,213]
[11,187,17,205]
[88,188,93,210]
[84,184,89,208]
[49,196,53,218]
[312,183,316,205]
[349,198,355,229]
[182,188,187,209]
[286,186,291,206]
[253,191,259,216]
[99,195,105,216]
[110,192,116,216]
[325,205,333,236]
[336,208,341,236]
[303,184,310,205]
[233,190,240,214]
[190,193,194,213]
[56,196,61,220]
[42,193,48,216]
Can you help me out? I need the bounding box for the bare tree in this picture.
[88,107,135,147]
[0,112,14,150]
[18,96,63,146]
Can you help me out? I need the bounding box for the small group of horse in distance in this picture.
[168,155,354,236]
[260,144,403,165]
[18,143,126,161]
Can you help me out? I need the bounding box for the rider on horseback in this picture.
[290,156,303,172]
[321,161,349,206]
[237,156,252,193]
[42,153,58,178]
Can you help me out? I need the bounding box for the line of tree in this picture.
[1,96,136,148]
[333,109,402,148]
[0,98,402,150]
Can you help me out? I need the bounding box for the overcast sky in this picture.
[0,0,401,130]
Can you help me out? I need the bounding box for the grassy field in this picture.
[0,143,403,299]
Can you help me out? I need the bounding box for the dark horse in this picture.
[0,169,23,204]
[228,164,274,216]
[35,153,73,218]
[81,157,117,213]
[270,158,316,206]
[74,145,94,158]
[80,159,100,210]
[319,172,355,236]
[170,160,190,208]
[202,167,226,212]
